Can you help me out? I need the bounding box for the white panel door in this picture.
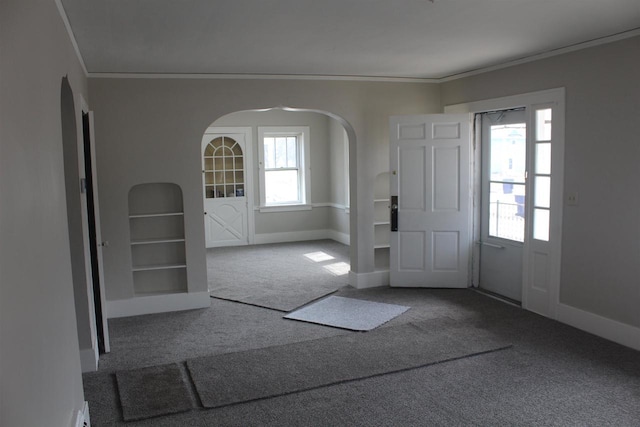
[202,129,252,248]
[389,114,472,288]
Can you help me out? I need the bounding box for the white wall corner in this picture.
[106,291,211,318]
[79,345,99,373]
[349,270,389,289]
[327,230,350,246]
[556,303,640,352]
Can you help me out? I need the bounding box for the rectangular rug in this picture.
[284,296,410,331]
[186,319,511,408]
[115,363,193,421]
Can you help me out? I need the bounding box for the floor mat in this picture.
[186,319,511,408]
[115,363,193,421]
[284,295,409,330]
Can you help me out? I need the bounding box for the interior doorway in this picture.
[478,109,526,303]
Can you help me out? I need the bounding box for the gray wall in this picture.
[89,78,440,301]
[441,36,640,328]
[0,0,88,425]
[212,109,349,236]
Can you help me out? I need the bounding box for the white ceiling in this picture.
[60,0,640,80]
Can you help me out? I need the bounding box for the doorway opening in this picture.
[477,108,526,303]
[446,88,565,319]
[202,107,353,309]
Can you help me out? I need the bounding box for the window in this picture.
[532,108,552,241]
[258,126,310,208]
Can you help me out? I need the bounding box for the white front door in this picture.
[202,128,253,248]
[389,114,472,288]
[478,109,526,302]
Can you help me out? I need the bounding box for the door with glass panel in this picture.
[202,129,251,248]
[479,109,526,302]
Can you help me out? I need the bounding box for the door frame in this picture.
[202,126,255,246]
[445,88,565,320]
[78,95,110,360]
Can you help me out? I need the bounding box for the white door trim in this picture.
[202,126,255,245]
[445,88,565,320]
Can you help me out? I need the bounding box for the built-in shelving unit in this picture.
[374,172,390,271]
[128,183,187,296]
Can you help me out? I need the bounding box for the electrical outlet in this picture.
[567,192,579,206]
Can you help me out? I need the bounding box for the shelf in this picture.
[132,263,187,272]
[130,237,185,245]
[129,212,184,219]
[129,183,187,296]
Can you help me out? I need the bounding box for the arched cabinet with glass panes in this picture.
[203,136,245,199]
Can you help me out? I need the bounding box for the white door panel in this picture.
[390,114,472,288]
[202,129,253,248]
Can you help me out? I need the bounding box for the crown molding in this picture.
[55,0,88,77]
[86,72,439,84]
[439,27,640,83]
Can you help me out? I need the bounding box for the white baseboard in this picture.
[254,229,345,245]
[106,291,211,318]
[72,401,90,427]
[349,270,389,289]
[327,230,350,245]
[556,303,640,351]
[79,345,98,373]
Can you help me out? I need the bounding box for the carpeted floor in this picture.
[83,241,640,426]
[207,240,350,311]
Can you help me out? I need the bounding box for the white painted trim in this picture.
[254,202,348,212]
[253,229,335,245]
[349,270,389,289]
[327,230,350,246]
[446,89,566,321]
[87,72,437,83]
[72,401,90,427]
[54,0,88,76]
[84,28,640,84]
[79,346,98,373]
[106,291,210,318]
[258,204,313,213]
[557,303,640,352]
[439,28,640,82]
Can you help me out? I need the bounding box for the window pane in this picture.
[264,137,275,169]
[536,109,552,141]
[535,176,551,208]
[488,182,525,242]
[265,170,300,204]
[536,143,551,175]
[490,124,526,183]
[533,208,550,241]
[275,137,287,168]
[287,137,297,168]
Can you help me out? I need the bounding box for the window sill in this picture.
[257,204,313,213]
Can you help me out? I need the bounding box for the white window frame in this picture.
[258,126,311,211]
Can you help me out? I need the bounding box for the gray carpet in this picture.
[207,240,350,311]
[84,287,640,426]
[284,295,410,330]
[115,363,193,421]
[186,318,510,408]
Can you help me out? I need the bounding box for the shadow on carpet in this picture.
[186,319,512,408]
